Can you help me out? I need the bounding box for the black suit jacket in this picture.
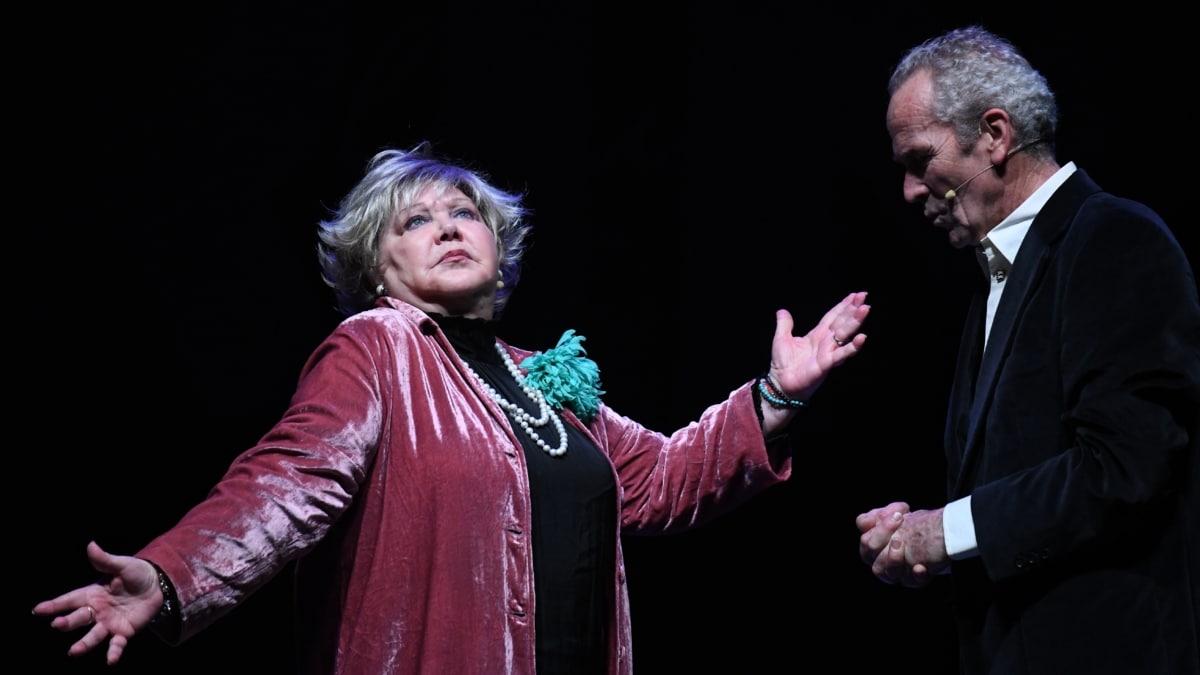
[943,169,1200,675]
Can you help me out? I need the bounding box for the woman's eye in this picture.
[453,207,479,220]
[404,215,429,230]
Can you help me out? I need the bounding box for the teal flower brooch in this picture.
[521,329,605,423]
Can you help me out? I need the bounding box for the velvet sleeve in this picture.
[589,380,793,535]
[135,320,388,641]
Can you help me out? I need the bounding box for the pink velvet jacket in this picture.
[137,298,792,674]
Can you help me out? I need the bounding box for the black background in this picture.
[21,3,1194,674]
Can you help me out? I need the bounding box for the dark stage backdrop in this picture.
[20,4,1192,674]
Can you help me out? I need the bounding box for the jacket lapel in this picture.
[944,287,987,490]
[952,170,1102,494]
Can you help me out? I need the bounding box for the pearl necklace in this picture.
[464,341,568,457]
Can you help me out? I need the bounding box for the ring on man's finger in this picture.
[85,605,96,624]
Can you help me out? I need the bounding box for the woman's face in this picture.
[377,183,500,318]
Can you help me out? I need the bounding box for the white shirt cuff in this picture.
[943,495,978,560]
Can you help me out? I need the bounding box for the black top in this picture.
[432,313,617,675]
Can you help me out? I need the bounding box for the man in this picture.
[857,25,1200,675]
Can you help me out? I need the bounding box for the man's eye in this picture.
[903,154,932,175]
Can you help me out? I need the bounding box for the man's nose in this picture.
[902,174,928,204]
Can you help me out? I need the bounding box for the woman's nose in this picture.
[437,214,460,239]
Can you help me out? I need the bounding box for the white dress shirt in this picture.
[943,162,1078,560]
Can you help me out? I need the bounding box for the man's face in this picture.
[887,70,994,249]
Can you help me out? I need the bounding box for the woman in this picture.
[33,142,870,674]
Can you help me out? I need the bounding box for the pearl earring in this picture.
[497,279,505,289]
[375,283,386,296]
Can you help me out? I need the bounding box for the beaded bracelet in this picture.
[757,373,807,409]
[148,563,179,627]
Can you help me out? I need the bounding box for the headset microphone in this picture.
[944,138,1047,201]
[944,163,996,201]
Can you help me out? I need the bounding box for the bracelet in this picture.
[148,562,179,627]
[757,373,807,409]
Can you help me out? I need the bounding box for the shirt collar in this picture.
[978,162,1077,280]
